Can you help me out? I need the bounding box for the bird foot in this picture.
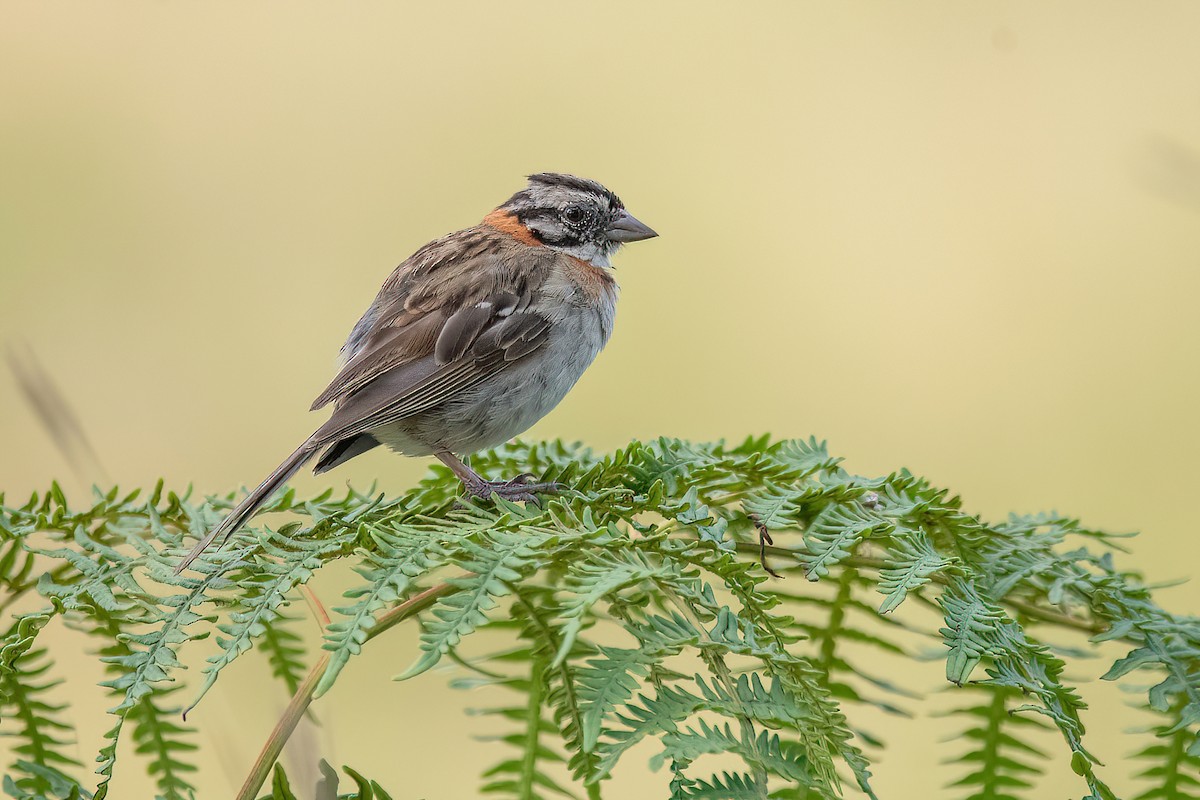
[463,473,564,503]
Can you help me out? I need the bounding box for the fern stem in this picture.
[513,591,604,797]
[737,542,1109,635]
[519,655,547,800]
[8,667,52,769]
[236,652,328,800]
[1161,698,1187,798]
[0,563,73,616]
[236,581,457,800]
[660,586,770,797]
[980,688,1007,793]
[299,584,331,628]
[816,568,855,673]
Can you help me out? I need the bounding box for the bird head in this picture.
[496,173,657,266]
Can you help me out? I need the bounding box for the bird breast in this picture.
[373,261,618,456]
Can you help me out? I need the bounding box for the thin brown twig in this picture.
[299,584,331,628]
[235,581,459,800]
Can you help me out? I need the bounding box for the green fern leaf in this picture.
[595,683,707,779]
[943,686,1049,800]
[1,761,88,800]
[0,611,57,674]
[802,503,890,581]
[684,771,764,799]
[90,559,225,797]
[1128,697,1200,800]
[265,762,298,800]
[258,609,308,697]
[188,535,341,712]
[318,526,446,696]
[397,530,546,681]
[5,437,1198,800]
[0,648,81,795]
[128,687,198,800]
[343,765,397,800]
[877,532,953,613]
[770,437,843,477]
[939,578,1005,685]
[743,483,803,531]
[554,551,665,666]
[576,646,657,752]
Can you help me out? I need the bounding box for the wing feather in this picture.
[435,304,493,364]
[310,313,443,410]
[312,310,550,446]
[310,230,552,411]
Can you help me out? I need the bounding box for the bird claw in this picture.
[464,475,564,504]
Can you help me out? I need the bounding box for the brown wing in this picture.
[311,310,551,447]
[310,226,545,411]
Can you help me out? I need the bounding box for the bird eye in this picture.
[563,206,586,225]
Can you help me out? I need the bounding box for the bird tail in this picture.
[174,439,318,574]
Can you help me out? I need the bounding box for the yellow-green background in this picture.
[3,2,1199,797]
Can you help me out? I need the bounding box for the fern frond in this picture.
[1102,627,1200,759]
[800,503,889,581]
[258,761,398,800]
[769,436,843,477]
[682,771,764,799]
[0,611,57,674]
[509,590,606,792]
[83,602,199,800]
[943,686,1049,800]
[768,565,917,758]
[452,595,582,800]
[0,648,82,795]
[576,646,658,753]
[653,722,811,787]
[0,538,36,598]
[554,551,665,665]
[189,531,342,711]
[876,531,953,614]
[477,653,576,800]
[317,524,447,695]
[942,578,1114,799]
[3,436,1198,800]
[258,609,308,698]
[128,687,198,800]
[939,578,1005,686]
[1129,695,1200,800]
[1,761,89,800]
[340,764,397,800]
[596,682,707,779]
[398,529,547,681]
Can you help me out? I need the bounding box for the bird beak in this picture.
[606,210,658,242]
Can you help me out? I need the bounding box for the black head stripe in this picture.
[526,173,624,210]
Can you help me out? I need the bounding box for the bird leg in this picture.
[436,451,564,503]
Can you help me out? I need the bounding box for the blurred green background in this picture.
[3,2,1199,797]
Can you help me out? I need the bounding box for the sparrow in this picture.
[176,173,657,572]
